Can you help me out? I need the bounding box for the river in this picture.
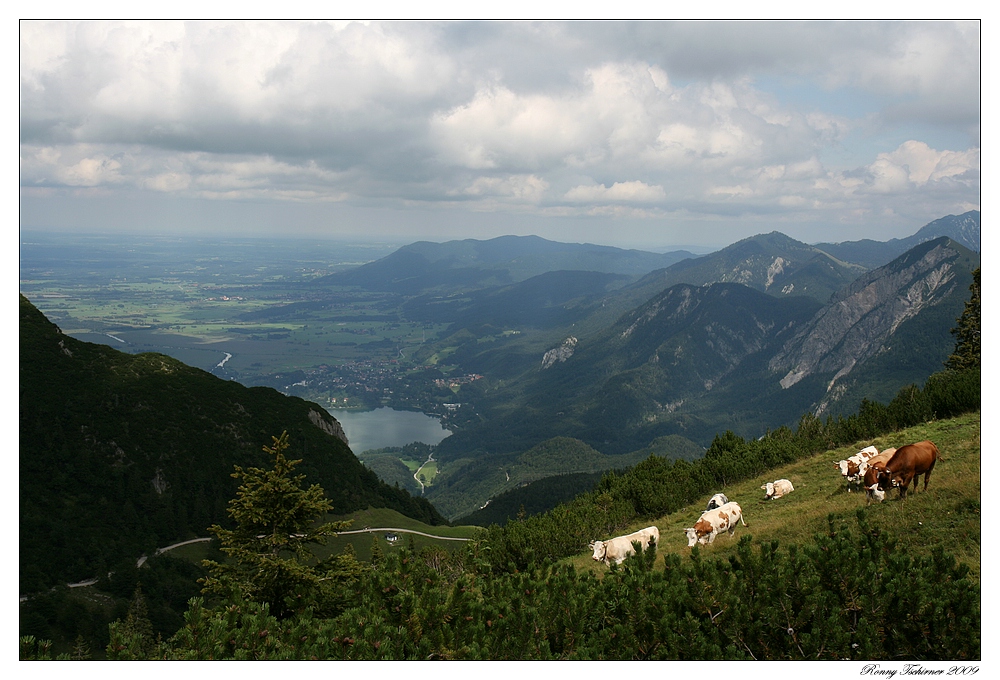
[329,407,451,455]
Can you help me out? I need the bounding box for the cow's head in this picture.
[590,540,607,561]
[876,467,900,489]
[836,460,850,477]
[682,527,699,547]
[867,483,886,503]
[762,482,775,499]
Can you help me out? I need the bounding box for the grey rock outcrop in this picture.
[770,238,971,392]
[309,409,349,445]
[541,337,578,369]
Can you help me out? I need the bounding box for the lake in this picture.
[329,407,452,454]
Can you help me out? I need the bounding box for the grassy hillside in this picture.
[566,411,980,580]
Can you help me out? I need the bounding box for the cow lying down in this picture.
[590,526,660,565]
[761,479,793,500]
[705,493,729,512]
[683,502,746,547]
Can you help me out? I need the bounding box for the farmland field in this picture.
[19,231,455,412]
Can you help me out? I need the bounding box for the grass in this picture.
[567,411,981,580]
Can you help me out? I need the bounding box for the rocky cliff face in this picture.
[309,409,349,445]
[770,238,974,393]
[540,337,578,369]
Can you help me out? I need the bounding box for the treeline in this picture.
[478,366,980,575]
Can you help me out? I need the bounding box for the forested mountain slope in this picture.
[424,237,978,518]
[19,295,444,593]
[770,237,980,415]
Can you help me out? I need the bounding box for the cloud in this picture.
[18,20,980,246]
[565,181,665,203]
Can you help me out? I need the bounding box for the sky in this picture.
[18,19,982,250]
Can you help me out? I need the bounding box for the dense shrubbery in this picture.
[93,511,978,660]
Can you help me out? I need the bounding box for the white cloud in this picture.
[18,20,981,246]
[565,181,665,203]
[458,175,549,203]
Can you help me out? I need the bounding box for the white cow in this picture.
[761,479,794,500]
[704,493,729,513]
[683,502,746,547]
[590,526,660,565]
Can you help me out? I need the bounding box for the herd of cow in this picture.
[834,439,939,504]
[589,439,940,566]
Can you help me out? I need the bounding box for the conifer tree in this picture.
[946,267,981,370]
[200,431,353,619]
[106,584,157,660]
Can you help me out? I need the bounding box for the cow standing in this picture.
[835,446,879,492]
[683,502,746,547]
[856,448,896,478]
[877,440,939,500]
[590,526,660,565]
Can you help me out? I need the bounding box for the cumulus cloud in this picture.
[19,20,980,244]
[565,181,665,203]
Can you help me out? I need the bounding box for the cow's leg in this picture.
[922,469,932,492]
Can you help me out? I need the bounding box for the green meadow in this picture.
[567,411,981,580]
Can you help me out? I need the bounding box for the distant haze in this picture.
[19,20,979,249]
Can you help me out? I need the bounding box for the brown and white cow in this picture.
[590,526,660,565]
[876,440,939,500]
[835,445,879,491]
[683,502,746,547]
[761,479,794,500]
[863,461,888,504]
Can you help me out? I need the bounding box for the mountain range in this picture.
[319,234,694,293]
[20,210,981,530]
[814,211,981,269]
[411,227,978,517]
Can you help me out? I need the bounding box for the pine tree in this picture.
[946,267,980,370]
[106,584,157,660]
[200,431,353,619]
[70,634,91,661]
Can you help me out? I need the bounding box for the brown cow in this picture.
[877,440,939,500]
